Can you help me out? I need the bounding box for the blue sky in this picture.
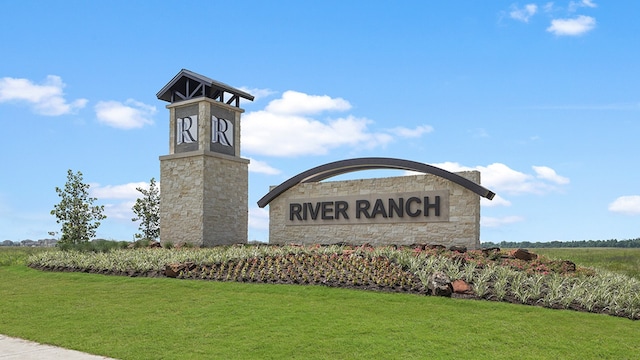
[1,1,638,243]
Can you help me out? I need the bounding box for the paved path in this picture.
[0,335,117,360]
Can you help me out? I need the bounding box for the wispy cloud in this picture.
[470,128,490,138]
[526,102,640,111]
[249,207,270,231]
[547,15,596,36]
[386,125,434,138]
[0,75,87,116]
[95,99,156,129]
[248,158,281,175]
[482,215,525,228]
[510,4,538,22]
[237,87,277,101]
[569,0,597,12]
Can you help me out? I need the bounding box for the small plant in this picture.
[50,169,106,245]
[132,178,160,241]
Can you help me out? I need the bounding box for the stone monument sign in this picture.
[258,158,495,249]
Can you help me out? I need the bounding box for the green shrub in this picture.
[56,239,127,253]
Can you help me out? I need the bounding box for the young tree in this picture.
[132,177,160,241]
[50,169,106,245]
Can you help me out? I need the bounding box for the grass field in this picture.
[1,247,640,359]
[531,248,640,280]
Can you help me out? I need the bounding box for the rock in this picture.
[426,244,446,250]
[165,263,185,278]
[512,248,538,261]
[427,271,453,297]
[481,247,500,255]
[449,245,467,253]
[148,241,162,248]
[452,279,473,294]
[561,260,576,272]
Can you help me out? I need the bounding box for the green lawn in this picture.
[1,261,639,359]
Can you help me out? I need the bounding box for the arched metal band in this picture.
[257,157,495,208]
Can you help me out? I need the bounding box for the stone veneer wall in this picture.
[268,171,481,249]
[160,150,248,246]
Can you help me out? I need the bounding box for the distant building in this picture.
[37,239,57,247]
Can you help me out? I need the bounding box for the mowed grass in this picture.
[532,248,640,280]
[1,247,640,359]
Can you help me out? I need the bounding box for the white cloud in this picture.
[243,90,424,157]
[482,194,511,207]
[103,201,136,221]
[243,111,393,156]
[237,87,277,101]
[249,207,270,230]
[248,158,281,175]
[90,182,149,199]
[0,75,87,116]
[547,15,596,36]
[95,99,156,129]
[387,125,434,138]
[608,196,640,215]
[90,181,156,223]
[510,4,538,22]
[265,90,351,115]
[410,161,569,200]
[532,165,570,184]
[482,215,525,228]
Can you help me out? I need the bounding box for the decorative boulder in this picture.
[164,263,185,278]
[148,241,162,248]
[449,245,467,253]
[512,248,538,261]
[452,279,473,295]
[427,271,453,297]
[164,262,195,278]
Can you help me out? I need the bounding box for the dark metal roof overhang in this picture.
[257,157,496,208]
[156,69,254,107]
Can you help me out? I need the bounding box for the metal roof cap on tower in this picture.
[156,69,254,107]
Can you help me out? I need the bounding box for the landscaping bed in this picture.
[27,243,640,320]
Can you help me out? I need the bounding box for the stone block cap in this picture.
[157,69,254,107]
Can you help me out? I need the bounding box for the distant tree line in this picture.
[482,238,640,249]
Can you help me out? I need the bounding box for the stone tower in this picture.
[156,69,254,246]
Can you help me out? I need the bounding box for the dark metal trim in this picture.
[157,69,254,106]
[257,157,496,208]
